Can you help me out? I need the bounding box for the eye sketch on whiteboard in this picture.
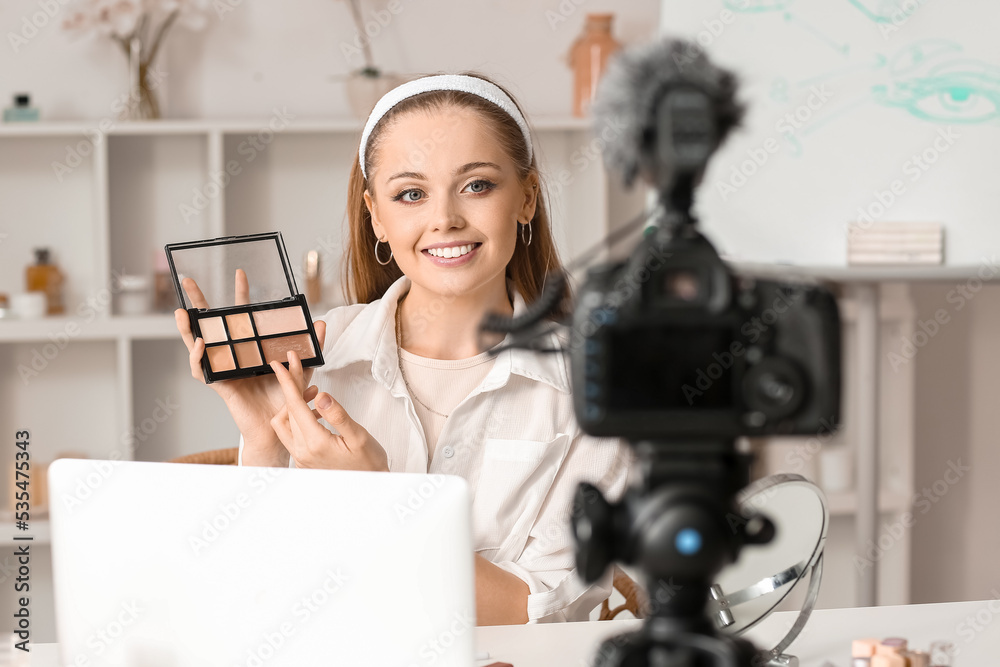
[658,0,1000,265]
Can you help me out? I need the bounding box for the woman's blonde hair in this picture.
[342,71,570,318]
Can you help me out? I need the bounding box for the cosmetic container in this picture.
[25,248,64,315]
[116,274,151,315]
[2,93,39,122]
[10,292,46,319]
[853,638,880,666]
[165,232,325,383]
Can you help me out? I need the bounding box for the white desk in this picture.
[25,600,999,666]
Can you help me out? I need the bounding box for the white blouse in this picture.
[238,275,636,623]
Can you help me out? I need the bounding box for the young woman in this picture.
[175,72,634,625]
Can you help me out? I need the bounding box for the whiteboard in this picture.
[658,0,1000,267]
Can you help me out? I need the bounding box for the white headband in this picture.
[358,74,533,180]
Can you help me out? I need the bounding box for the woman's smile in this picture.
[421,241,483,266]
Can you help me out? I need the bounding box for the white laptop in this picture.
[48,459,476,667]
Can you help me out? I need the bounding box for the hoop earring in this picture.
[374,238,393,266]
[520,221,533,246]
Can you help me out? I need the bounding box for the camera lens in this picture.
[743,358,805,421]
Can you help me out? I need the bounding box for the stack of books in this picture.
[846,222,943,265]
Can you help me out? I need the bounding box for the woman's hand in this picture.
[268,351,389,472]
[173,269,327,467]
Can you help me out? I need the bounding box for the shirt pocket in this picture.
[471,434,571,561]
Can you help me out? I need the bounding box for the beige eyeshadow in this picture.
[207,345,236,372]
[198,316,227,344]
[234,341,263,368]
[253,306,307,336]
[226,312,255,340]
[261,334,316,364]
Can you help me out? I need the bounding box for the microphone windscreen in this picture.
[591,37,745,187]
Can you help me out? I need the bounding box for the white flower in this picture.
[62,0,211,40]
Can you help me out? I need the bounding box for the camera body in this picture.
[571,224,841,441]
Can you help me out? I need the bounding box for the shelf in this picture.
[0,520,50,547]
[0,115,595,137]
[730,261,1000,284]
[0,315,179,342]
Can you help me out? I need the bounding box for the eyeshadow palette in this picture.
[164,232,325,383]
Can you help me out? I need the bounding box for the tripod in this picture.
[574,440,774,667]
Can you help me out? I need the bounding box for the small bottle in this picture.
[3,94,40,122]
[904,650,930,667]
[153,251,176,313]
[304,250,322,309]
[25,248,65,315]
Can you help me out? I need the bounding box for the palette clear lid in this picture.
[164,232,300,311]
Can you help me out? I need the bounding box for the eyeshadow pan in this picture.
[261,334,316,364]
[199,316,227,344]
[253,306,307,336]
[234,341,263,368]
[207,345,236,372]
[226,312,255,340]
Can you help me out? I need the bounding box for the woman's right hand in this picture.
[173,269,328,467]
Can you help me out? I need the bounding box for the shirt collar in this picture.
[322,275,570,395]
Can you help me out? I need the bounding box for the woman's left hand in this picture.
[268,353,390,472]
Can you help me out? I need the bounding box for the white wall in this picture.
[2,0,659,120]
[910,284,1000,604]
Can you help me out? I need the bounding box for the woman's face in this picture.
[363,106,537,300]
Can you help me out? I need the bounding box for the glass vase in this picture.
[122,37,161,121]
